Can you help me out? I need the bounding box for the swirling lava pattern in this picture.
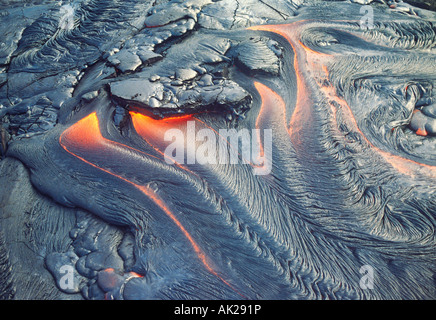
[3,1,436,299]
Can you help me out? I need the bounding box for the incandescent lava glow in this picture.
[59,112,243,297]
[130,111,272,175]
[254,81,288,170]
[248,22,436,179]
[249,23,313,146]
[4,1,436,301]
[254,82,287,134]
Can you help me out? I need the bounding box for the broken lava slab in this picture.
[110,78,164,106]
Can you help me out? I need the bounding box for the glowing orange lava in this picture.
[248,22,436,178]
[59,112,243,297]
[249,23,314,147]
[130,111,194,146]
[416,128,428,137]
[254,82,287,131]
[254,81,287,163]
[130,111,262,170]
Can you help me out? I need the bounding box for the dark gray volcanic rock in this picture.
[1,0,436,300]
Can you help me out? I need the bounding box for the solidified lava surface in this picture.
[0,0,435,300]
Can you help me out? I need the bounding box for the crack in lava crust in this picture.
[59,112,246,299]
[248,22,436,179]
[5,5,436,300]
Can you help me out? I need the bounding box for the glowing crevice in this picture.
[59,112,244,297]
[253,81,288,171]
[248,22,436,178]
[130,111,266,171]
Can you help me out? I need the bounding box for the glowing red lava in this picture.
[248,22,436,178]
[59,112,243,297]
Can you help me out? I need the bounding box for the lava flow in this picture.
[248,22,436,179]
[59,111,244,298]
